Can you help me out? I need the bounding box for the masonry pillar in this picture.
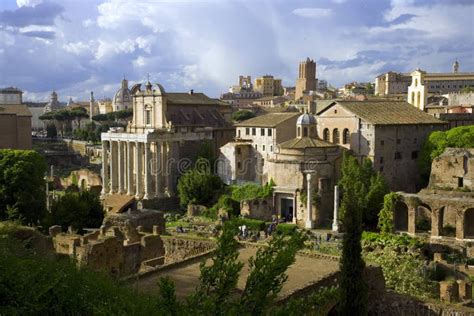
[305,173,314,229]
[431,208,442,237]
[332,185,339,232]
[110,141,118,193]
[127,141,134,196]
[118,141,125,194]
[135,141,143,198]
[456,209,464,240]
[408,204,416,236]
[144,142,152,199]
[167,141,179,197]
[162,141,169,196]
[155,142,164,197]
[101,140,109,194]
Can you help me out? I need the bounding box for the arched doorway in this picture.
[394,202,408,231]
[464,208,474,239]
[416,204,431,232]
[80,178,87,191]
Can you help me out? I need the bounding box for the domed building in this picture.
[44,91,62,113]
[112,78,132,111]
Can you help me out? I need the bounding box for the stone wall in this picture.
[162,236,216,264]
[240,197,273,221]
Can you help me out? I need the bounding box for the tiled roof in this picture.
[0,104,32,116]
[167,93,229,106]
[279,137,336,149]
[235,112,299,127]
[325,101,446,125]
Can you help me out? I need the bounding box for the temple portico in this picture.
[100,80,233,204]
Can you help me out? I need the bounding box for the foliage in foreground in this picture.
[0,149,47,225]
[0,236,160,315]
[338,170,368,315]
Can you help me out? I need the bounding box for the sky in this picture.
[0,0,473,102]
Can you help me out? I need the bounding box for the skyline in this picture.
[0,0,473,102]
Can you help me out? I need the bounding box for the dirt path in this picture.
[134,247,339,299]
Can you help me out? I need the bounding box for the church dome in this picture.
[113,78,132,110]
[296,112,316,125]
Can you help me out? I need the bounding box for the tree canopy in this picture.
[177,168,224,207]
[0,150,47,225]
[232,110,256,122]
[338,153,389,230]
[419,125,474,183]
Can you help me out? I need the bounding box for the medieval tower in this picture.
[295,58,317,100]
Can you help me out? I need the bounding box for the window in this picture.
[237,130,241,138]
[270,145,273,152]
[237,148,241,155]
[411,151,418,160]
[255,144,257,150]
[245,128,249,135]
[237,162,242,169]
[394,152,402,160]
[297,127,301,137]
[145,108,151,125]
[342,128,350,144]
[367,140,370,146]
[303,127,308,137]
[397,139,401,144]
[323,128,330,142]
[252,128,256,136]
[268,128,272,136]
[380,140,384,146]
[262,145,265,151]
[261,128,265,136]
[458,177,464,188]
[332,128,340,144]
[380,157,384,164]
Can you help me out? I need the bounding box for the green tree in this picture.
[0,150,47,225]
[377,192,401,234]
[47,190,104,232]
[338,153,389,230]
[419,125,474,184]
[186,223,243,315]
[239,232,306,315]
[232,110,256,122]
[338,181,368,315]
[177,168,224,207]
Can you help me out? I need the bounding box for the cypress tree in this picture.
[338,181,368,315]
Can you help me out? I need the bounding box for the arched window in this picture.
[323,128,330,142]
[411,92,415,104]
[332,128,340,144]
[416,92,421,108]
[342,128,350,144]
[145,105,152,125]
[303,127,308,137]
[297,127,301,137]
[415,79,418,87]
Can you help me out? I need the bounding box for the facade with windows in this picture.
[101,81,233,202]
[408,65,474,111]
[317,100,447,192]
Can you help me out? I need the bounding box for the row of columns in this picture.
[101,140,178,199]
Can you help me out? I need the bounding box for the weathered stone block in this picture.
[457,279,472,300]
[440,280,459,303]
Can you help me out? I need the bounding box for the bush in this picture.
[177,168,224,207]
[229,217,266,232]
[230,180,275,202]
[276,223,297,236]
[415,218,430,232]
[232,110,256,122]
[362,232,425,250]
[377,193,401,234]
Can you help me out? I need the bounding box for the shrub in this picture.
[177,168,224,207]
[377,192,401,234]
[229,217,266,232]
[415,218,430,231]
[276,223,297,236]
[230,180,275,202]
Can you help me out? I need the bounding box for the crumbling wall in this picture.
[162,236,216,264]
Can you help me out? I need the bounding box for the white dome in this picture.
[296,113,316,125]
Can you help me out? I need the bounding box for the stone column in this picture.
[162,141,169,196]
[332,185,339,232]
[456,209,464,240]
[101,140,109,194]
[408,205,416,236]
[431,208,442,237]
[118,141,125,194]
[135,141,143,198]
[144,142,153,199]
[155,142,164,197]
[126,142,134,195]
[110,141,118,193]
[305,173,313,229]
[166,141,179,197]
[292,194,297,224]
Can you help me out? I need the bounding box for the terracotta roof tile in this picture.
[235,112,299,127]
